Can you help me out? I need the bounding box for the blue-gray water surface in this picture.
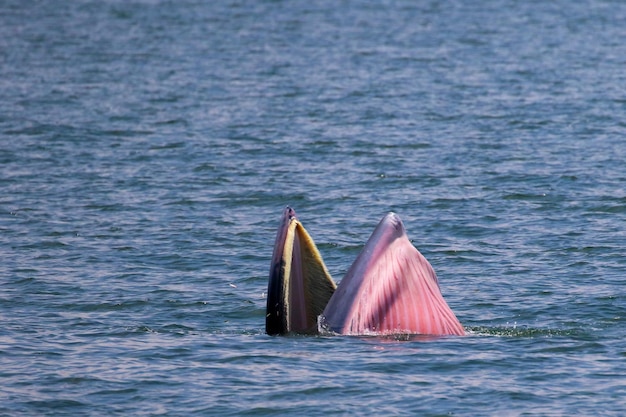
[1,0,626,415]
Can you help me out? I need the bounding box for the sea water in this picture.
[1,1,625,415]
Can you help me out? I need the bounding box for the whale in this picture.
[265,207,464,337]
[265,207,336,335]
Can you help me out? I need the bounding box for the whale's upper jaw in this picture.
[266,207,336,335]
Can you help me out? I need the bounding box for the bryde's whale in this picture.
[266,207,465,337]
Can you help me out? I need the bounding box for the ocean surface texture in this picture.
[2,1,625,416]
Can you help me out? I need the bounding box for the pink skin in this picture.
[287,231,308,331]
[321,213,465,336]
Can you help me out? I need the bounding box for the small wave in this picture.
[465,325,582,338]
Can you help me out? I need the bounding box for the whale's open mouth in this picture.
[266,207,464,337]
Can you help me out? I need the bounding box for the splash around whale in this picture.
[266,207,465,337]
